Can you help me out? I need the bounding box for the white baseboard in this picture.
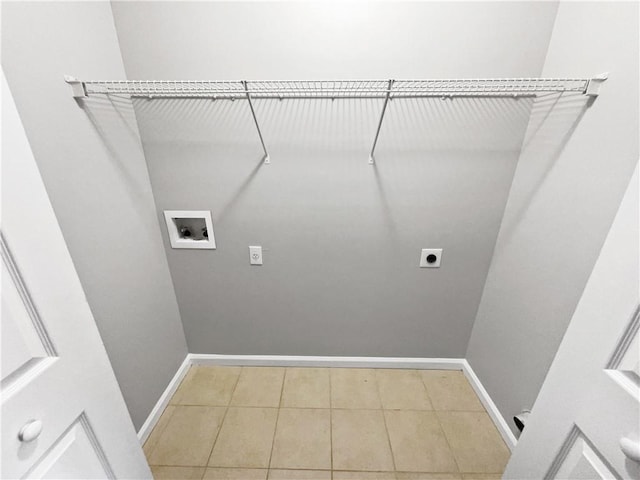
[462,359,518,451]
[138,353,517,453]
[137,354,191,444]
[189,354,465,370]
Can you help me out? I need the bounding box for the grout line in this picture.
[204,367,243,468]
[268,467,335,469]
[373,370,397,472]
[279,368,287,409]
[144,367,197,459]
[329,369,333,479]
[142,404,177,461]
[150,462,492,476]
[416,369,436,410]
[329,407,486,412]
[433,410,462,474]
[170,403,487,413]
[266,367,287,470]
[170,364,194,406]
[333,468,460,473]
[183,404,326,410]
[266,467,333,471]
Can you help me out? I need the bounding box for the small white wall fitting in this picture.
[585,72,609,97]
[164,210,216,249]
[249,246,263,265]
[64,75,87,98]
[420,248,443,268]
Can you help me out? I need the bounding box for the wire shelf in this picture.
[65,74,605,164]
[77,78,590,99]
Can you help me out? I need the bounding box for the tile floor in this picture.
[144,366,510,480]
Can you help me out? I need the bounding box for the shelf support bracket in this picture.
[369,79,394,164]
[64,75,87,98]
[242,80,270,164]
[584,72,609,97]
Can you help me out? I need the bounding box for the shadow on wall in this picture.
[374,96,534,240]
[130,95,534,225]
[130,94,534,152]
[132,97,270,223]
[381,95,534,153]
[491,92,590,254]
[76,95,162,237]
[132,96,257,146]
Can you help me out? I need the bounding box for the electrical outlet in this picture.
[249,246,263,265]
[420,248,442,268]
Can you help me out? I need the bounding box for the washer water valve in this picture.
[163,210,216,249]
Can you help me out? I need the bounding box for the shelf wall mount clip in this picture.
[584,72,609,97]
[369,79,395,165]
[242,80,271,164]
[64,76,87,98]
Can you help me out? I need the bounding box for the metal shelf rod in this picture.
[242,80,270,164]
[369,79,394,165]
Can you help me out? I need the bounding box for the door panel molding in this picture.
[1,233,58,398]
[547,426,619,480]
[0,234,57,357]
[23,413,115,480]
[606,304,640,400]
[607,304,640,371]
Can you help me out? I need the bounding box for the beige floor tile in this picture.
[334,471,396,479]
[331,369,381,409]
[332,409,394,471]
[203,468,268,479]
[230,367,285,407]
[281,368,330,408]
[437,412,510,473]
[144,405,177,461]
[461,475,503,480]
[385,410,458,473]
[376,370,433,410]
[148,406,226,466]
[151,466,206,480]
[420,371,484,411]
[173,366,241,406]
[270,408,331,469]
[396,474,462,480]
[267,470,331,479]
[209,407,278,468]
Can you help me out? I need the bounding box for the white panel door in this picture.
[1,72,151,479]
[504,165,640,479]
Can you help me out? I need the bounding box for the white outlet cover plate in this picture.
[249,246,263,265]
[164,210,216,249]
[420,248,442,268]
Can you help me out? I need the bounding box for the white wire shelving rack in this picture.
[65,75,607,164]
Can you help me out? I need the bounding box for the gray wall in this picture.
[466,1,639,437]
[111,2,559,356]
[1,1,188,430]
